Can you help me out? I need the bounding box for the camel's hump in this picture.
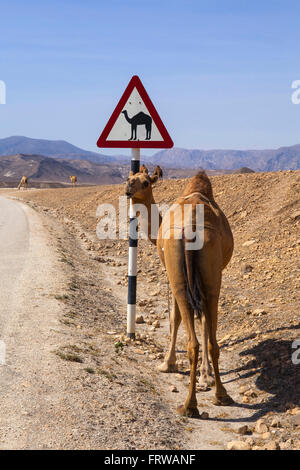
[134,111,152,120]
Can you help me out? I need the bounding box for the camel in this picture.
[153,165,163,179]
[18,176,28,190]
[70,175,77,187]
[125,170,234,416]
[139,164,149,174]
[121,110,152,141]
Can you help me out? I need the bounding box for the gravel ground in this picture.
[2,170,300,450]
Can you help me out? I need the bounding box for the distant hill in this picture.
[0,154,124,186]
[0,136,299,173]
[0,136,122,164]
[147,145,300,171]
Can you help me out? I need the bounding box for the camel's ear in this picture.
[129,171,134,177]
[150,175,159,184]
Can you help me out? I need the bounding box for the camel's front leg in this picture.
[198,315,214,390]
[158,295,181,373]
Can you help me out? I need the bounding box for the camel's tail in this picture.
[182,229,205,319]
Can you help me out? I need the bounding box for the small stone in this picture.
[170,386,178,393]
[291,414,300,426]
[241,263,253,274]
[237,425,250,435]
[252,308,267,316]
[136,315,145,324]
[239,384,250,394]
[242,239,257,247]
[264,441,280,451]
[261,432,271,440]
[270,418,281,428]
[244,389,258,398]
[255,419,269,434]
[200,412,209,420]
[227,440,251,451]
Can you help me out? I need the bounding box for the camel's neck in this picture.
[123,111,132,123]
[132,193,162,246]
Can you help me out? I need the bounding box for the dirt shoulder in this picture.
[4,170,300,450]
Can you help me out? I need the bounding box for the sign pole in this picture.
[127,148,140,339]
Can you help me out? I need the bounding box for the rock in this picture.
[252,308,267,316]
[239,384,250,394]
[244,389,258,398]
[264,441,280,451]
[242,239,257,247]
[152,320,160,329]
[291,414,300,426]
[170,386,178,393]
[237,425,250,435]
[270,418,281,428]
[227,440,251,451]
[200,412,209,420]
[241,263,253,274]
[261,432,271,440]
[136,315,145,324]
[255,419,269,434]
[291,211,300,220]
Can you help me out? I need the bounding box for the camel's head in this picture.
[125,171,158,200]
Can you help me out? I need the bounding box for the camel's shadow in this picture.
[214,333,300,423]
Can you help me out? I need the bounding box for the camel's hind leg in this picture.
[175,297,199,417]
[198,315,214,390]
[204,293,233,406]
[158,294,181,373]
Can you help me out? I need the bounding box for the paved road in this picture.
[0,197,29,333]
[0,196,74,448]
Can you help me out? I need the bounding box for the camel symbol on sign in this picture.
[121,110,152,141]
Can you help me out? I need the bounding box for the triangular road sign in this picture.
[97,75,174,149]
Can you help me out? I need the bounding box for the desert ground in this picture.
[0,169,299,450]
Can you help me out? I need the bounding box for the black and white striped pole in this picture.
[127,148,140,339]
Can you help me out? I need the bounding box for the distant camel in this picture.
[70,175,77,187]
[140,164,149,174]
[153,165,163,179]
[18,176,28,190]
[121,110,152,141]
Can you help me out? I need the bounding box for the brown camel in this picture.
[125,170,234,416]
[139,164,149,174]
[18,176,28,190]
[70,175,77,187]
[153,165,163,179]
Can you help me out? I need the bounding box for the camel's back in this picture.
[157,193,233,268]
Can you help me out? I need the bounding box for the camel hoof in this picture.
[213,394,234,406]
[198,374,215,390]
[157,362,178,373]
[176,404,200,418]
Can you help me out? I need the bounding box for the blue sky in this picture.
[1,0,300,156]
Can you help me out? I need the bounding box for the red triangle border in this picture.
[97,75,174,149]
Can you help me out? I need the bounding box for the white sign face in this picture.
[106,87,164,142]
[97,75,173,149]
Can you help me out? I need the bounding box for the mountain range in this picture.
[0,136,299,187]
[145,145,300,171]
